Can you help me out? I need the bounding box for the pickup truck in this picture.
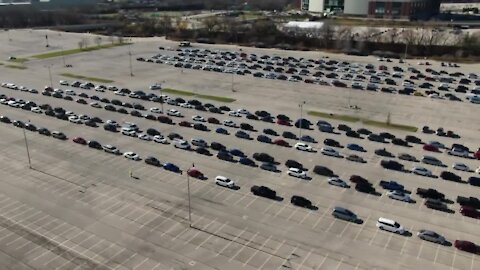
[457,196,480,209]
[416,188,445,200]
[379,180,404,191]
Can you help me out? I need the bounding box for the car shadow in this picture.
[273,196,284,202]
[307,205,319,211]
[402,231,413,237]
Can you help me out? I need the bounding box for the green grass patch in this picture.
[195,94,236,103]
[60,73,114,83]
[307,111,360,122]
[31,43,130,59]
[5,65,27,70]
[161,88,196,96]
[8,58,28,64]
[161,88,236,103]
[362,120,418,132]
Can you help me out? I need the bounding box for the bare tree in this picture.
[78,40,85,50]
[82,37,90,48]
[94,36,102,47]
[117,36,124,44]
[203,16,219,32]
[107,35,114,45]
[157,16,172,35]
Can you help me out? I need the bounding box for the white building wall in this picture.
[308,0,325,13]
[344,0,369,15]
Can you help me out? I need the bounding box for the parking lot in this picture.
[0,29,480,270]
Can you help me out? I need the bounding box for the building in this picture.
[301,0,441,19]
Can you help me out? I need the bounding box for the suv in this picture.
[250,185,277,199]
[290,196,312,208]
[331,207,358,222]
[376,217,405,234]
[313,165,334,176]
[421,155,443,166]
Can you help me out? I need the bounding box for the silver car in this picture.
[417,230,447,245]
[331,207,358,222]
[421,155,443,166]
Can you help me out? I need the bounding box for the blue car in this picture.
[163,162,180,172]
[229,148,245,157]
[300,135,316,143]
[216,127,228,134]
[239,157,255,166]
[347,143,365,152]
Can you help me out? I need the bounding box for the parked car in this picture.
[290,195,312,208]
[331,207,358,222]
[250,185,277,199]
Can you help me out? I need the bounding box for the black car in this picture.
[44,110,55,116]
[246,114,259,120]
[251,185,277,199]
[282,131,297,139]
[146,128,160,136]
[239,123,254,131]
[263,128,277,136]
[239,157,255,166]
[257,135,272,143]
[355,182,376,194]
[346,130,361,138]
[209,107,221,113]
[368,134,385,143]
[253,152,274,163]
[291,195,312,208]
[167,133,182,140]
[145,156,161,166]
[219,105,231,111]
[392,138,409,146]
[38,128,51,136]
[405,135,422,144]
[440,171,462,182]
[195,147,211,155]
[357,128,372,135]
[104,105,116,112]
[295,119,311,129]
[117,108,128,114]
[24,123,37,131]
[338,124,351,132]
[217,151,234,161]
[76,99,87,104]
[88,141,102,150]
[0,116,11,123]
[324,139,342,148]
[210,142,226,151]
[313,165,334,176]
[193,123,208,131]
[103,124,117,132]
[285,159,304,170]
[381,159,404,171]
[84,120,97,127]
[379,132,396,140]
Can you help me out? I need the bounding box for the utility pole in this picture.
[186,173,192,227]
[128,44,133,77]
[298,101,305,139]
[23,125,32,169]
[231,72,235,92]
[46,65,53,87]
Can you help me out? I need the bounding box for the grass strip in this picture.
[161,88,236,102]
[5,65,27,70]
[8,58,28,64]
[31,43,130,59]
[60,73,114,83]
[308,110,417,132]
[307,111,360,122]
[362,120,418,132]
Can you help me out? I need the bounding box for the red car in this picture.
[276,119,290,126]
[207,117,220,124]
[423,144,439,152]
[460,206,480,219]
[187,168,204,179]
[72,137,87,145]
[273,138,289,147]
[454,240,479,254]
[475,150,480,160]
[179,121,192,127]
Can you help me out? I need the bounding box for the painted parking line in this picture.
[186,218,216,244]
[277,245,298,270]
[195,221,228,250]
[383,234,393,249]
[243,234,271,267]
[42,234,95,266]
[334,258,345,270]
[315,253,329,270]
[25,227,83,258]
[417,240,425,260]
[228,231,258,263]
[5,219,56,247]
[295,249,313,270]
[113,253,137,270]
[152,207,185,234]
[215,227,247,257]
[209,188,228,201]
[133,257,150,270]
[243,197,258,209]
[368,227,380,246]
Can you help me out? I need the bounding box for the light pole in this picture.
[46,65,53,87]
[23,125,32,169]
[186,173,192,227]
[231,72,235,92]
[298,101,305,139]
[128,44,134,77]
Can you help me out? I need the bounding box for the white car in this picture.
[453,162,470,172]
[295,142,313,152]
[228,111,241,117]
[237,108,250,114]
[31,107,42,113]
[223,119,236,127]
[153,135,168,144]
[150,107,162,114]
[287,168,308,179]
[102,145,119,154]
[59,80,69,86]
[376,217,406,235]
[106,120,119,127]
[121,128,137,137]
[123,151,140,160]
[192,115,205,122]
[321,147,339,157]
[215,176,235,188]
[65,90,76,96]
[174,139,190,149]
[328,177,349,188]
[150,84,161,90]
[8,101,20,108]
[167,109,182,117]
[138,133,152,141]
[90,102,102,108]
[65,111,76,116]
[428,94,443,99]
[94,86,105,92]
[476,167,480,174]
[68,115,82,124]
[387,190,411,202]
[179,103,193,108]
[412,166,432,177]
[114,91,126,96]
[78,114,90,121]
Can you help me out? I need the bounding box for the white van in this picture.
[376,217,405,234]
[174,139,190,150]
[215,176,234,188]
